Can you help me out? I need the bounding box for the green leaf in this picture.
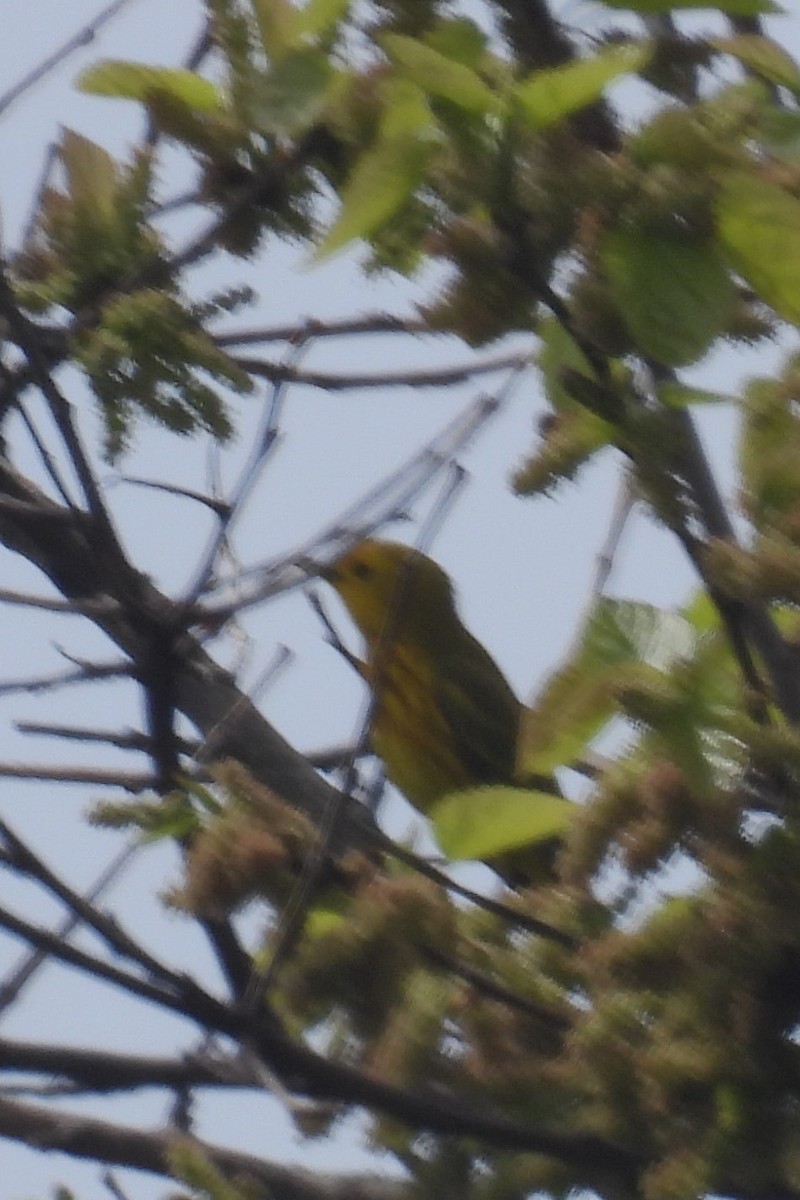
[425,18,487,68]
[60,129,119,222]
[252,0,297,60]
[739,373,800,522]
[656,381,732,408]
[293,0,351,42]
[596,601,697,675]
[253,0,349,59]
[515,43,650,131]
[597,0,780,13]
[536,317,597,411]
[713,35,800,93]
[315,81,439,258]
[250,50,332,135]
[521,599,696,775]
[180,778,223,816]
[759,108,800,164]
[602,229,735,366]
[78,61,222,111]
[141,802,200,842]
[717,172,800,325]
[431,786,574,861]
[382,33,497,114]
[682,589,720,635]
[655,661,742,794]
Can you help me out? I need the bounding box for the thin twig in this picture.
[0,0,139,120]
[192,645,294,766]
[201,387,510,616]
[182,336,309,606]
[16,721,196,755]
[380,835,577,948]
[18,141,58,251]
[0,1094,410,1199]
[13,399,78,508]
[115,475,231,517]
[589,473,636,605]
[305,743,358,772]
[0,588,120,615]
[0,660,131,697]
[253,461,471,1002]
[143,19,212,149]
[0,269,120,549]
[0,841,137,1020]
[102,1171,133,1200]
[419,942,571,1029]
[0,902,185,1012]
[232,349,528,393]
[213,312,429,347]
[566,471,636,660]
[0,820,199,990]
[0,763,172,790]
[0,1035,258,1091]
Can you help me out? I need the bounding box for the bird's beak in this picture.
[295,554,338,583]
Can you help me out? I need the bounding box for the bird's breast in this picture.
[367,643,473,812]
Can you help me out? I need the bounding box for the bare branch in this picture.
[0,1036,258,1093]
[0,896,604,1169]
[13,398,78,507]
[0,587,121,615]
[116,475,231,517]
[377,833,577,947]
[0,1095,408,1200]
[102,1172,134,1200]
[19,140,58,250]
[202,388,508,616]
[232,350,528,393]
[0,0,138,122]
[16,721,196,755]
[0,268,119,544]
[182,336,307,606]
[418,942,571,1030]
[0,900,186,1011]
[0,763,165,789]
[0,660,131,697]
[213,312,429,347]
[0,818,191,990]
[0,841,137,1018]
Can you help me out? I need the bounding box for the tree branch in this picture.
[232,350,528,393]
[0,1095,407,1200]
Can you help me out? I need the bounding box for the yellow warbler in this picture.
[322,539,522,812]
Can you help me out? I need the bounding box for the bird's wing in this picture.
[433,633,520,788]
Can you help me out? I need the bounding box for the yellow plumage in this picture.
[323,539,520,813]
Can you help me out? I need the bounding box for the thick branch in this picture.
[0,457,377,858]
[0,879,636,1178]
[0,1036,256,1093]
[0,1095,406,1200]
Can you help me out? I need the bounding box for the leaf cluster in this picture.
[11,3,800,1199]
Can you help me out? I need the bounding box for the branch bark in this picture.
[0,1095,407,1200]
[0,458,378,859]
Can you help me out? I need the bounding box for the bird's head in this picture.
[322,539,456,646]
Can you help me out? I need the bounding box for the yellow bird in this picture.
[322,539,523,813]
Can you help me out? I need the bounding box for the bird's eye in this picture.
[351,560,372,579]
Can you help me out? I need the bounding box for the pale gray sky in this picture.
[1,2,799,1196]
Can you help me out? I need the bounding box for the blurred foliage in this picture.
[12,0,800,1197]
[168,1141,264,1200]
